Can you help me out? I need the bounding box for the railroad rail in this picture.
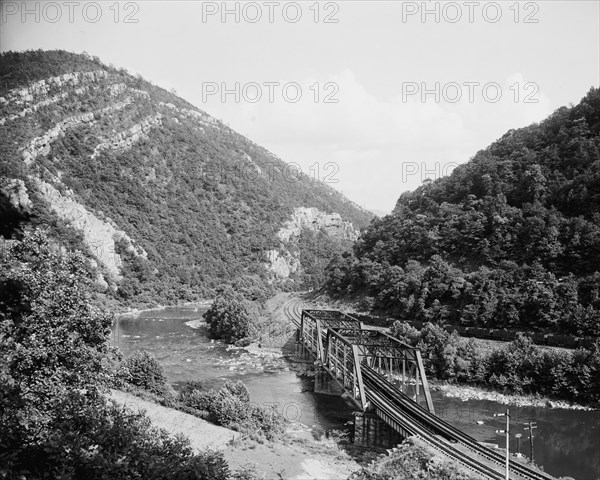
[285,301,556,480]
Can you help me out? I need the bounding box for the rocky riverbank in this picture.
[433,382,597,411]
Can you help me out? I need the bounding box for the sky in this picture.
[1,0,599,214]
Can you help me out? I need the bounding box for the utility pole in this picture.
[495,409,510,480]
[524,421,538,464]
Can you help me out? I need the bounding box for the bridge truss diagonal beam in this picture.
[299,309,433,413]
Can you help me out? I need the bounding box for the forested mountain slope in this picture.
[0,50,372,304]
[325,87,600,337]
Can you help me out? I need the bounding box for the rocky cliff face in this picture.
[33,178,148,281]
[276,207,359,243]
[266,207,359,281]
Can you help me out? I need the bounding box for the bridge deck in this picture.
[294,305,556,480]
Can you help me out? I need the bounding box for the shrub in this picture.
[351,438,478,480]
[204,286,257,344]
[118,351,168,394]
[178,379,210,397]
[178,380,285,440]
[221,380,250,403]
[391,320,420,346]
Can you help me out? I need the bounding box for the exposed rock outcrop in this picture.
[0,70,112,125]
[33,178,147,280]
[21,112,95,165]
[20,99,134,166]
[0,70,110,106]
[266,207,359,281]
[266,249,300,279]
[277,207,359,243]
[159,102,220,130]
[91,112,162,159]
[0,178,32,212]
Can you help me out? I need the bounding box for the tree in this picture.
[0,230,116,457]
[204,286,256,343]
[0,229,239,479]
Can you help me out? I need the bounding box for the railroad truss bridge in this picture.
[297,309,556,480]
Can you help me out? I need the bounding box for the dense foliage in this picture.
[1,50,371,305]
[204,286,258,343]
[350,437,478,480]
[117,350,169,395]
[178,380,286,440]
[392,321,600,405]
[0,230,245,479]
[326,87,600,336]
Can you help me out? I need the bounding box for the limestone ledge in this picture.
[159,102,220,130]
[1,73,150,125]
[0,70,110,106]
[266,249,301,279]
[91,112,163,159]
[19,99,134,165]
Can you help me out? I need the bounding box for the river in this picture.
[111,305,600,480]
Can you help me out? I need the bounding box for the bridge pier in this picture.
[353,411,404,449]
[295,337,314,362]
[314,367,345,396]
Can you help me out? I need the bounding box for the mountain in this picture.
[324,87,600,337]
[0,50,373,304]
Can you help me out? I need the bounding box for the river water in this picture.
[112,305,600,480]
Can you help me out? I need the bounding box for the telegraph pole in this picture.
[524,421,538,464]
[495,409,510,480]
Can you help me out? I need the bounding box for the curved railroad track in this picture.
[282,296,305,328]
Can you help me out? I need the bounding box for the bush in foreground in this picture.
[350,437,478,480]
[117,350,169,395]
[0,230,246,479]
[178,380,285,440]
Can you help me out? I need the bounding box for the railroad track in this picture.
[363,375,505,480]
[284,301,555,479]
[282,296,304,328]
[362,367,555,480]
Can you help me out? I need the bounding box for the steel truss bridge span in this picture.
[297,308,556,480]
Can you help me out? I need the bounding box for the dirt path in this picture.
[109,390,240,451]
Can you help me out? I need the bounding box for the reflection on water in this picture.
[431,394,600,480]
[112,305,356,433]
[112,306,600,480]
